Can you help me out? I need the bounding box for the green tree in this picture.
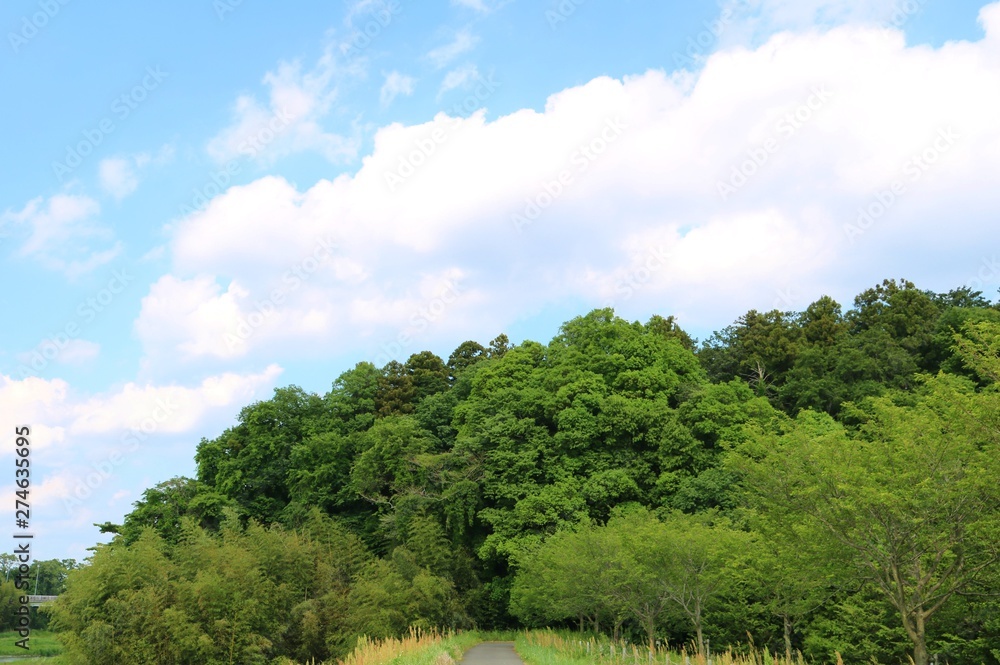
[647,314,696,351]
[447,340,488,378]
[654,513,752,655]
[376,360,417,416]
[700,309,801,395]
[115,477,234,545]
[488,333,512,358]
[735,386,1000,665]
[327,362,381,433]
[406,351,451,401]
[196,386,331,523]
[953,320,1000,383]
[511,521,625,633]
[849,278,941,370]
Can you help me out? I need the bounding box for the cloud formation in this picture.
[138,7,1000,369]
[2,194,121,278]
[206,48,359,164]
[380,70,417,107]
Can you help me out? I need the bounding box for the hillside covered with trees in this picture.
[51,278,1000,665]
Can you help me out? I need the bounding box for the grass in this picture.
[279,628,484,665]
[1,627,488,665]
[0,630,64,657]
[514,630,815,665]
[341,629,481,665]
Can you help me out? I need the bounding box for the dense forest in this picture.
[48,278,1000,665]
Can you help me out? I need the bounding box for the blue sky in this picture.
[2,0,999,559]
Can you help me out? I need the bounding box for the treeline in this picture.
[51,278,1000,665]
[52,511,468,663]
[0,557,77,631]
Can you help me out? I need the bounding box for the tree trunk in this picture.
[901,606,929,665]
[913,639,928,665]
[695,603,705,656]
[783,614,792,661]
[579,614,584,633]
[593,614,600,634]
[912,609,929,665]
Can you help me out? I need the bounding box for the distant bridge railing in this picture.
[27,595,58,607]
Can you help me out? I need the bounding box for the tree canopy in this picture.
[52,279,1000,665]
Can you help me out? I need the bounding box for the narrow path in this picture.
[459,641,525,665]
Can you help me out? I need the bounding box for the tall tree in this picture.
[447,340,488,378]
[735,387,1000,665]
[376,361,417,416]
[653,513,752,655]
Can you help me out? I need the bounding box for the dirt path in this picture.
[459,641,525,665]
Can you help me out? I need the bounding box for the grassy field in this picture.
[278,628,484,665]
[514,630,814,665]
[345,630,483,665]
[0,630,64,658]
[0,628,489,665]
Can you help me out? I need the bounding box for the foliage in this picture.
[55,282,1000,664]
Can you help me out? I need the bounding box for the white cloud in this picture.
[1,194,120,277]
[439,64,480,96]
[345,0,395,23]
[135,274,252,360]
[69,365,283,435]
[138,8,1000,367]
[109,489,131,506]
[0,367,281,449]
[98,147,173,200]
[426,29,479,68]
[0,367,282,526]
[99,157,141,200]
[380,70,416,107]
[453,0,488,11]
[206,48,359,164]
[59,339,102,364]
[725,0,924,38]
[0,375,69,454]
[5,194,99,257]
[16,339,101,367]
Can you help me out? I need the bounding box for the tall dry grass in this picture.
[517,629,826,665]
[279,628,481,665]
[340,628,452,665]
